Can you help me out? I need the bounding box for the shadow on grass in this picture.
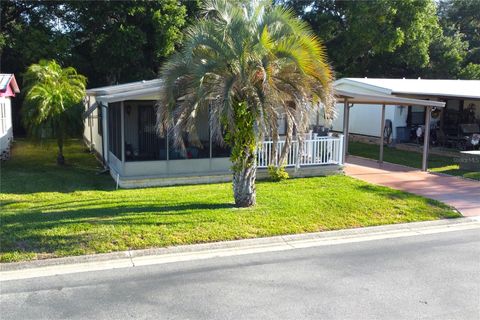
[0,201,235,258]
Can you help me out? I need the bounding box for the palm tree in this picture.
[23,60,87,165]
[158,0,335,207]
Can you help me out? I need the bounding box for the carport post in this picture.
[422,106,432,172]
[342,98,350,164]
[379,104,386,164]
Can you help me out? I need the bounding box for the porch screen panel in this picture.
[108,102,122,159]
[169,106,210,159]
[134,104,166,161]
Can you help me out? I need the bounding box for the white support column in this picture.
[342,98,350,164]
[102,103,109,166]
[379,104,386,164]
[120,101,125,164]
[88,96,93,151]
[422,106,432,172]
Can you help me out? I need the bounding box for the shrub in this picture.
[267,165,289,181]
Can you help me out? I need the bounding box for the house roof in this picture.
[86,79,163,96]
[0,74,20,94]
[335,78,480,99]
[85,77,446,108]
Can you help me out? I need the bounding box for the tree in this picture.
[438,0,480,65]
[1,1,72,135]
[459,63,480,79]
[437,0,480,79]
[426,29,468,78]
[287,0,441,78]
[157,0,334,207]
[66,0,190,86]
[22,60,86,165]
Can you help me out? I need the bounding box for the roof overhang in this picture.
[93,87,163,103]
[0,74,20,94]
[335,89,445,108]
[86,79,163,97]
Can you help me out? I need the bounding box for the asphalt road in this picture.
[1,229,479,320]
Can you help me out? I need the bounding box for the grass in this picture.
[349,141,480,181]
[0,139,459,263]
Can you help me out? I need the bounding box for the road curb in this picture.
[1,217,479,280]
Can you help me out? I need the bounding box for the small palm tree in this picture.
[158,0,334,207]
[23,60,87,165]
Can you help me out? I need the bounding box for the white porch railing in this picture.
[257,134,344,168]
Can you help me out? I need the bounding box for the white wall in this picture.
[327,102,404,139]
[0,97,13,155]
[83,95,105,160]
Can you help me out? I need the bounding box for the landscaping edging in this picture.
[2,217,478,277]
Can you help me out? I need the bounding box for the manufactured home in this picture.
[0,74,20,160]
[83,80,344,188]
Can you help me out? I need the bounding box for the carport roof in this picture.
[335,88,446,108]
[335,78,480,99]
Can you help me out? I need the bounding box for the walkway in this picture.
[344,156,480,217]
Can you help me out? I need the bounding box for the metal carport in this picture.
[334,89,446,171]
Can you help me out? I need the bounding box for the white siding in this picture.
[83,95,104,159]
[0,97,13,155]
[327,102,404,139]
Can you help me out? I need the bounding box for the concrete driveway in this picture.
[345,156,480,217]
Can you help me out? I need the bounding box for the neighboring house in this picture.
[83,80,344,188]
[328,78,480,148]
[0,74,20,160]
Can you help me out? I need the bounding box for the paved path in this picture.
[345,156,480,217]
[1,229,479,320]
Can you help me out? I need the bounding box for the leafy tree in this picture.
[287,0,441,77]
[437,0,480,79]
[426,29,468,78]
[158,0,334,207]
[1,1,72,135]
[22,60,86,165]
[459,63,480,79]
[438,0,480,64]
[66,0,189,86]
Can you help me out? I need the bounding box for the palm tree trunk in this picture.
[57,120,65,165]
[57,137,65,165]
[232,150,257,207]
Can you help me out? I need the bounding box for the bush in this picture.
[267,165,289,181]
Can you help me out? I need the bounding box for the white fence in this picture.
[257,135,344,168]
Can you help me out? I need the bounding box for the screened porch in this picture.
[106,100,231,178]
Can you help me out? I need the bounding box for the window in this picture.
[0,101,6,135]
[98,106,103,136]
[407,106,426,126]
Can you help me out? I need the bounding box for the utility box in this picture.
[396,126,410,143]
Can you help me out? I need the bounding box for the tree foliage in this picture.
[286,0,479,79]
[287,0,440,77]
[437,0,480,79]
[66,0,189,86]
[22,60,86,164]
[157,0,334,207]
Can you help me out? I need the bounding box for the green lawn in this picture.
[349,141,480,181]
[0,139,459,263]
